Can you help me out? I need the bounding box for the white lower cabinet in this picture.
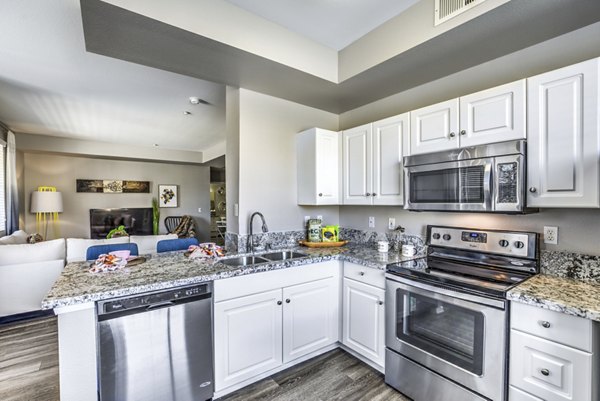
[509,302,598,401]
[342,278,385,367]
[214,262,340,393]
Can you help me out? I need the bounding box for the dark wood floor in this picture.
[0,316,60,401]
[218,348,409,401]
[0,317,407,401]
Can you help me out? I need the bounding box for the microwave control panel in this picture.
[428,226,536,259]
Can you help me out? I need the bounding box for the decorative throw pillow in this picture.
[0,230,29,245]
[27,233,44,244]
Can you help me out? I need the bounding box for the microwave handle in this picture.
[483,161,493,211]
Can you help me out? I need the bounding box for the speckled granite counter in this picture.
[42,245,422,310]
[508,250,600,321]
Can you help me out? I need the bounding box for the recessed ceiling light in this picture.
[183,111,192,115]
[189,97,210,105]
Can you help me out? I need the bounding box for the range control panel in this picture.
[428,226,537,259]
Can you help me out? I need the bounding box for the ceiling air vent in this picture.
[435,0,487,26]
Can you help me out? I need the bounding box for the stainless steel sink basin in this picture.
[220,256,270,267]
[261,251,308,261]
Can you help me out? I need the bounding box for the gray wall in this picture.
[340,207,600,256]
[22,153,210,240]
[236,89,340,234]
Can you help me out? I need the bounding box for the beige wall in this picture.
[236,89,340,234]
[22,153,210,240]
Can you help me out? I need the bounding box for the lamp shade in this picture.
[31,191,63,213]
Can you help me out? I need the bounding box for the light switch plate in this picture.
[388,218,396,230]
[369,216,375,228]
[544,226,558,245]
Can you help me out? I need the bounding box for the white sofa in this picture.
[0,233,180,317]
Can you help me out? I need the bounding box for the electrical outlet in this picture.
[198,208,202,213]
[544,226,558,245]
[388,218,396,230]
[234,204,239,217]
[369,216,375,228]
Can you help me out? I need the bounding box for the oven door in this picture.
[404,158,493,212]
[385,274,507,401]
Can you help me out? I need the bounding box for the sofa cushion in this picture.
[0,230,29,245]
[66,237,130,263]
[130,234,178,255]
[0,238,66,265]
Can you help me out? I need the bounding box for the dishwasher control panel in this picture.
[99,283,212,316]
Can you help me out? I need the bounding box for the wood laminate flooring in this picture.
[218,348,409,401]
[0,317,407,401]
[0,316,59,401]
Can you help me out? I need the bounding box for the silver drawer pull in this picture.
[359,271,365,276]
[540,368,550,376]
[540,321,551,328]
[377,301,383,305]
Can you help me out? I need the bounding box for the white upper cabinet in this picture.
[343,114,409,205]
[410,80,526,155]
[410,99,459,155]
[459,80,526,147]
[297,128,340,205]
[527,58,600,208]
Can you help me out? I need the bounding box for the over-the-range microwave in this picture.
[403,140,536,213]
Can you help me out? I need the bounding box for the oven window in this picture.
[410,166,484,203]
[396,290,484,375]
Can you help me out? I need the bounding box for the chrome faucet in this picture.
[248,212,269,253]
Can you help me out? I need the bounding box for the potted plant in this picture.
[152,197,160,235]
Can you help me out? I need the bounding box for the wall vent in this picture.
[435,0,487,26]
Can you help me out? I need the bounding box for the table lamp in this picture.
[31,186,63,240]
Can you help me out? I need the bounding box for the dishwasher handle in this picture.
[145,301,176,311]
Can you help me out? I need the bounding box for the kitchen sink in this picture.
[260,251,308,261]
[220,256,270,267]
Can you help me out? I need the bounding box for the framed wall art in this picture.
[158,185,179,208]
[76,179,150,193]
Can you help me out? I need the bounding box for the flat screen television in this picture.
[90,208,153,239]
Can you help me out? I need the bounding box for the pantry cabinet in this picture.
[410,80,526,155]
[297,128,340,205]
[214,262,340,394]
[342,262,386,368]
[527,58,600,208]
[342,114,409,205]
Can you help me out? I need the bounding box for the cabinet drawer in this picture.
[509,386,543,401]
[511,302,593,351]
[343,262,385,289]
[510,330,592,401]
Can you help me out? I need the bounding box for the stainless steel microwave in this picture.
[404,140,534,213]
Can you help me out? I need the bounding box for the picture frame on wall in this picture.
[159,184,178,208]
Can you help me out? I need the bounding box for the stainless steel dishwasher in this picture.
[97,283,213,401]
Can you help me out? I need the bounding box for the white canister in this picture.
[402,244,416,257]
[377,241,389,253]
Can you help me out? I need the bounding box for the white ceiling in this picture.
[0,0,226,154]
[224,0,420,50]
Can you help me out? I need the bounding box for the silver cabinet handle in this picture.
[460,130,466,136]
[318,193,323,197]
[540,368,550,376]
[277,300,282,305]
[366,192,371,196]
[529,187,537,193]
[377,301,384,305]
[359,271,365,276]
[540,321,551,328]
[449,132,456,138]
[372,193,377,196]
[285,299,291,303]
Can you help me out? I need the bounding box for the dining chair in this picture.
[156,238,199,253]
[86,243,139,261]
[164,216,183,234]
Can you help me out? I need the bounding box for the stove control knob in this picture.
[442,234,451,241]
[514,241,525,249]
[499,239,510,247]
[432,233,441,240]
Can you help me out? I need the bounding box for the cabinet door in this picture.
[282,278,339,363]
[527,59,600,207]
[342,278,385,366]
[214,289,283,392]
[460,80,526,147]
[315,130,340,205]
[372,113,409,205]
[342,124,372,205]
[410,98,459,155]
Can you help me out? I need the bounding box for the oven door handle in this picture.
[385,273,506,310]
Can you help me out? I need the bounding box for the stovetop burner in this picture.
[387,225,540,299]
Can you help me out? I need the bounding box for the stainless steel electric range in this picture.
[385,225,540,401]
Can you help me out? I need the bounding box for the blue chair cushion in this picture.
[86,243,139,261]
[156,238,199,253]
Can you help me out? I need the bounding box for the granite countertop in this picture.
[42,245,422,310]
[508,250,600,321]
